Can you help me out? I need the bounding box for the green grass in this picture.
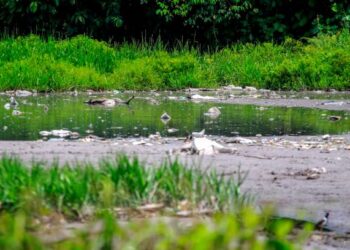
[0,156,315,249]
[0,209,313,250]
[0,31,349,91]
[0,156,247,217]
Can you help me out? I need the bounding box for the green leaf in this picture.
[29,2,38,13]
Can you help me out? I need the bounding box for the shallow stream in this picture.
[1,92,349,140]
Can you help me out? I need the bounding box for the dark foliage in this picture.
[0,0,349,45]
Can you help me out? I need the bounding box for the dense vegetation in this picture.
[0,156,312,250]
[0,31,349,91]
[0,0,349,44]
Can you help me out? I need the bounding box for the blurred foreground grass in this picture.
[0,156,314,249]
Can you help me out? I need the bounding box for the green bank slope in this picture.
[0,31,349,91]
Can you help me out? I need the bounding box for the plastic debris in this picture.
[328,116,341,121]
[12,110,23,116]
[192,129,205,137]
[204,107,221,118]
[160,112,171,122]
[188,94,217,100]
[167,128,179,133]
[51,129,72,137]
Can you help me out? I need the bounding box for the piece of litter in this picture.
[167,128,179,133]
[192,129,205,137]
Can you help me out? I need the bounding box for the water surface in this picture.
[1,92,349,140]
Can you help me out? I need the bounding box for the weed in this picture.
[0,31,349,91]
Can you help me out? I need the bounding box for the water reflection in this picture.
[0,93,349,140]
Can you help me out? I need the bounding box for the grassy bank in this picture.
[0,156,312,250]
[0,31,349,91]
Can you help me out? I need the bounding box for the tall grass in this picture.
[0,156,246,217]
[0,156,314,249]
[0,31,349,91]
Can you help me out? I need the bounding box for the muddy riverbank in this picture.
[1,135,350,247]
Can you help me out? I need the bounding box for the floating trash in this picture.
[204,106,221,118]
[39,129,78,138]
[12,110,23,116]
[192,129,205,137]
[160,112,171,122]
[5,96,18,109]
[328,115,341,121]
[85,96,134,106]
[51,129,72,137]
[10,96,18,106]
[192,137,236,155]
[188,94,217,100]
[167,128,179,133]
[322,134,331,140]
[149,133,162,141]
[39,131,52,136]
[3,103,10,110]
